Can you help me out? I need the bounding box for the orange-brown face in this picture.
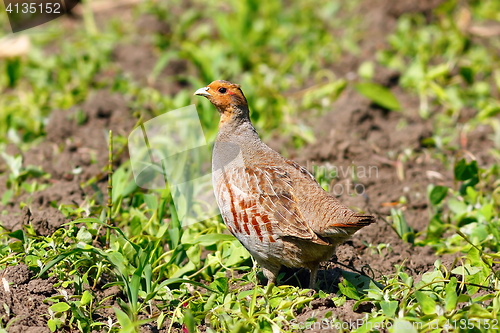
[194,80,248,114]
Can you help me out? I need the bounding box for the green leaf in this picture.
[114,307,133,327]
[170,261,196,279]
[391,209,414,244]
[354,316,385,333]
[1,189,13,205]
[209,277,229,294]
[8,241,24,253]
[1,152,22,177]
[7,229,25,242]
[467,246,482,266]
[467,303,493,318]
[477,104,500,120]
[414,291,436,315]
[77,227,93,244]
[354,82,401,110]
[420,270,444,286]
[168,228,180,249]
[157,312,167,330]
[223,241,250,266]
[380,300,398,317]
[81,290,92,306]
[472,293,495,303]
[429,186,448,205]
[338,279,360,300]
[144,194,158,211]
[47,319,57,332]
[454,159,478,181]
[358,61,374,79]
[111,164,137,203]
[450,264,482,276]
[465,268,486,296]
[444,277,458,312]
[427,63,449,80]
[459,66,474,84]
[465,186,478,202]
[183,309,195,333]
[50,302,71,313]
[6,57,22,87]
[448,199,467,215]
[479,203,494,222]
[39,249,85,277]
[188,234,235,246]
[106,251,130,274]
[470,224,488,245]
[426,214,446,240]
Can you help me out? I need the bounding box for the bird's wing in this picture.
[219,164,330,246]
[284,159,376,235]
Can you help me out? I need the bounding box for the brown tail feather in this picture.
[354,214,376,226]
[328,214,376,228]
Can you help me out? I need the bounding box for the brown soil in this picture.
[1,0,496,331]
[0,90,136,331]
[0,264,54,333]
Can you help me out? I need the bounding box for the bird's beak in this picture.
[194,86,211,97]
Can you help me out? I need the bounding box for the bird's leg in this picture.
[309,265,319,289]
[261,264,280,286]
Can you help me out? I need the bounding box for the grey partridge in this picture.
[195,80,375,288]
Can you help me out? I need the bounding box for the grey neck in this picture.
[214,117,269,171]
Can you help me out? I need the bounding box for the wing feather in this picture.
[216,161,374,245]
[223,165,329,245]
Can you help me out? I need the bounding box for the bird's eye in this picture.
[218,87,227,94]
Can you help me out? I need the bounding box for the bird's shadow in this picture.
[258,266,343,293]
[259,263,379,294]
